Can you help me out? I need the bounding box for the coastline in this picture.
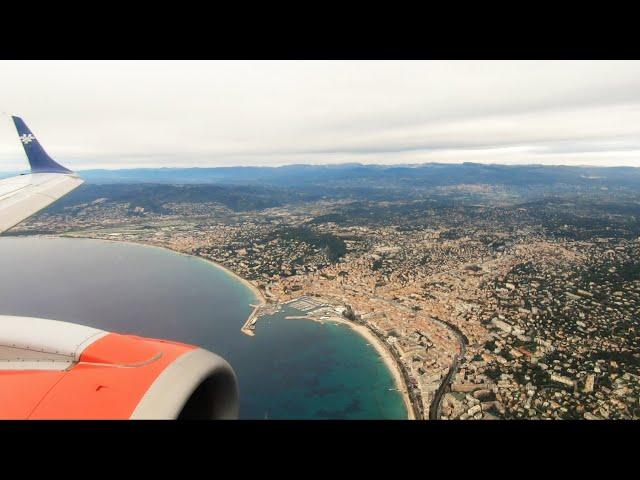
[191,254,267,336]
[303,314,416,420]
[49,234,413,419]
[195,256,267,307]
[58,234,267,305]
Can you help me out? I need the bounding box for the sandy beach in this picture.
[195,256,267,307]
[304,315,416,420]
[190,255,267,336]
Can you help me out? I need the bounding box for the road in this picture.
[368,294,469,420]
[306,291,425,419]
[428,316,468,419]
[298,289,471,420]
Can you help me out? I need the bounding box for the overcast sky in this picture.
[0,60,639,171]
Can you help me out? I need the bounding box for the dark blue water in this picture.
[0,237,407,419]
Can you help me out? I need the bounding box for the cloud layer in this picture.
[0,60,639,171]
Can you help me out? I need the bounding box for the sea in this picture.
[0,236,407,419]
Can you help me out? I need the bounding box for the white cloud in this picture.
[0,60,639,170]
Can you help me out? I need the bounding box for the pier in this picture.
[240,304,262,336]
[240,301,281,336]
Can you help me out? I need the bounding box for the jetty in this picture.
[240,304,262,336]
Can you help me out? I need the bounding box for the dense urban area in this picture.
[11,164,640,420]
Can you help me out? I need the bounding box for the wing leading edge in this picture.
[0,116,83,234]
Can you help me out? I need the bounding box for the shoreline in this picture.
[50,234,270,331]
[301,314,416,420]
[190,254,267,336]
[57,235,269,335]
[39,234,413,419]
[57,234,268,305]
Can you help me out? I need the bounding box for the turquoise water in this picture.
[0,237,407,419]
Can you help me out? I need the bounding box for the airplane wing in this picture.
[0,116,83,234]
[0,117,239,419]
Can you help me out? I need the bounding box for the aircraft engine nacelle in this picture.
[0,316,238,419]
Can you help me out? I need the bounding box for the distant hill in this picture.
[74,163,640,189]
[45,183,319,213]
[2,163,640,189]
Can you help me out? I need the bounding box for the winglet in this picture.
[11,116,73,174]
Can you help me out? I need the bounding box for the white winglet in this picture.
[0,117,83,234]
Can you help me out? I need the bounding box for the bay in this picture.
[0,236,407,419]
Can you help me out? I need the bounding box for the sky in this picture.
[0,60,640,171]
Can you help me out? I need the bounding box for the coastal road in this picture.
[430,354,459,420]
[368,294,469,420]
[428,316,467,420]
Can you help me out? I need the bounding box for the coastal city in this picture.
[11,179,640,420]
[5,58,640,428]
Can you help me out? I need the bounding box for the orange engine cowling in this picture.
[0,316,238,419]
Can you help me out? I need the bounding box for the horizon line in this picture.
[2,160,640,174]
